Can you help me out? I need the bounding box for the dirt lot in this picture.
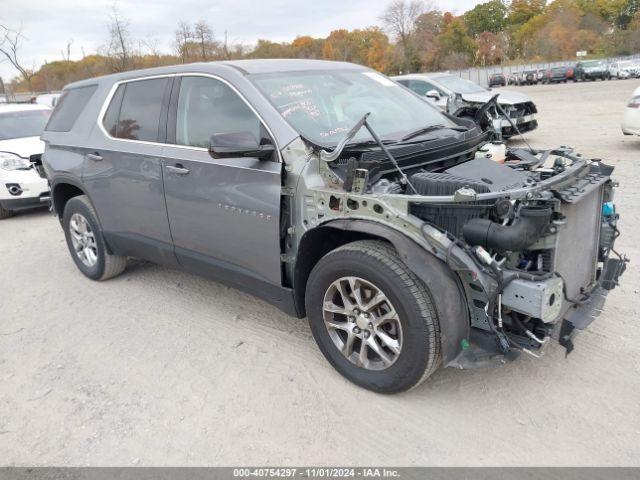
[1,79,639,466]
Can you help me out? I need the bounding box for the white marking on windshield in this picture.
[362,72,396,87]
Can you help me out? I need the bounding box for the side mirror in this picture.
[425,89,441,100]
[209,131,275,160]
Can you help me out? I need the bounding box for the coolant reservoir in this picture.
[476,142,507,163]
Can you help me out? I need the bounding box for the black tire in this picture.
[305,240,441,393]
[0,203,13,220]
[62,195,126,281]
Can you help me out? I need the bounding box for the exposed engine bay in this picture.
[288,115,628,366]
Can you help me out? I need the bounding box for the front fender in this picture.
[324,219,470,366]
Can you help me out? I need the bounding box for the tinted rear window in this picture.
[45,85,97,132]
[108,78,169,141]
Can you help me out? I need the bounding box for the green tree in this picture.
[464,0,508,36]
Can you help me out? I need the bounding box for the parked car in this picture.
[609,60,637,79]
[536,69,545,82]
[393,72,538,137]
[0,104,51,219]
[488,73,506,87]
[42,60,625,393]
[507,73,519,85]
[574,60,610,81]
[521,70,538,85]
[622,86,640,136]
[543,66,570,84]
[35,93,62,108]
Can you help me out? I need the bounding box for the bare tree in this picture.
[222,30,233,60]
[193,20,215,61]
[380,0,426,71]
[61,39,73,61]
[174,21,193,63]
[0,24,35,91]
[106,5,132,72]
[142,36,162,57]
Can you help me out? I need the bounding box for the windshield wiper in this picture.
[400,124,467,142]
[345,139,397,148]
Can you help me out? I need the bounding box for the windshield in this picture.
[251,70,455,147]
[0,109,51,141]
[583,61,603,67]
[433,75,486,94]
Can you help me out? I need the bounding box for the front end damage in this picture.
[447,93,538,139]
[282,133,627,368]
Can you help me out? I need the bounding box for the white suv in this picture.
[0,103,52,219]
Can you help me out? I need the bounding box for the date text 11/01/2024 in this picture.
[233,468,400,478]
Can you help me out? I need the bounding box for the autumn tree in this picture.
[436,16,476,68]
[412,9,444,70]
[507,0,547,27]
[249,39,294,58]
[475,31,505,65]
[614,0,640,28]
[291,36,324,59]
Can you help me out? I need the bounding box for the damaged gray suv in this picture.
[43,60,627,393]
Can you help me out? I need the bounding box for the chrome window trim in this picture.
[95,72,282,163]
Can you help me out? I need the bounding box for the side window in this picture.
[102,84,125,137]
[408,80,439,96]
[175,76,261,149]
[103,78,169,141]
[45,85,98,132]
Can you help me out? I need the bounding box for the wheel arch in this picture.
[51,177,89,220]
[294,219,469,365]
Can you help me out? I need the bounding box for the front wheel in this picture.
[305,240,441,393]
[62,195,127,281]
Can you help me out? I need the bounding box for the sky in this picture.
[0,0,485,82]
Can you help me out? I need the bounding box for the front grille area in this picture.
[553,186,603,301]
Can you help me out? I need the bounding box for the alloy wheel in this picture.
[69,213,98,268]
[322,276,403,370]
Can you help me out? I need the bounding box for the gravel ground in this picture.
[1,79,639,467]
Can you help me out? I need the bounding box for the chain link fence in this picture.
[448,54,640,87]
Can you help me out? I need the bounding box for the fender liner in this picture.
[50,175,88,217]
[324,219,470,365]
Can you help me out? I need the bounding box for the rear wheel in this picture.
[0,203,13,220]
[305,240,441,393]
[62,195,127,281]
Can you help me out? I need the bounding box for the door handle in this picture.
[166,164,190,175]
[85,152,103,162]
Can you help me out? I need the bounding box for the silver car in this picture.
[393,72,538,138]
[42,60,625,393]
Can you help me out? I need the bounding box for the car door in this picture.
[161,74,283,293]
[83,76,178,266]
